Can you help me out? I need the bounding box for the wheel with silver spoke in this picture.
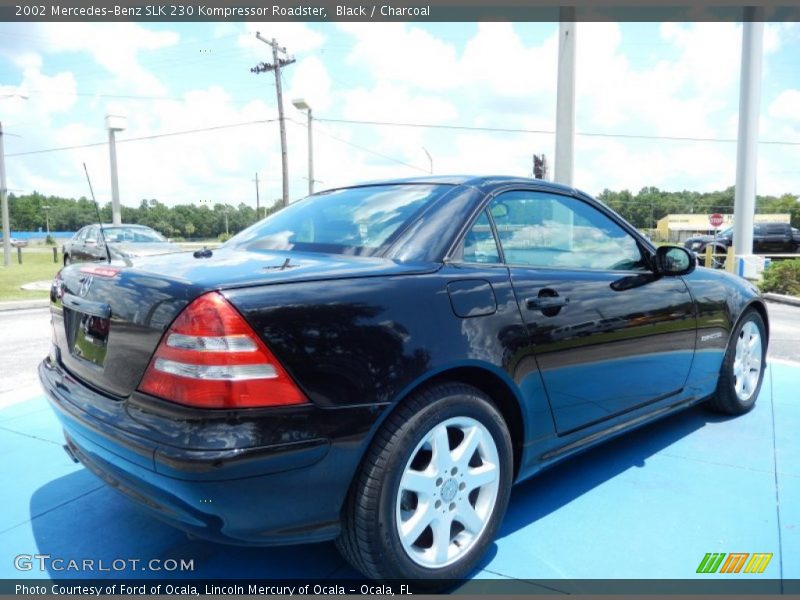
[336,383,512,583]
[732,320,762,401]
[396,416,500,569]
[709,309,767,415]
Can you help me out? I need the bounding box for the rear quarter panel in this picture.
[224,264,555,453]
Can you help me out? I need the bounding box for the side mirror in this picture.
[655,245,695,276]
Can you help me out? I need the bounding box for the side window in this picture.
[74,228,86,242]
[489,191,646,271]
[765,224,787,235]
[459,211,501,264]
[85,227,98,242]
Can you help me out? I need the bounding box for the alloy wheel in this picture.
[733,320,762,401]
[395,416,500,569]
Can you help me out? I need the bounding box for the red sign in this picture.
[709,213,724,228]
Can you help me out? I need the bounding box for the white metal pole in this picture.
[0,122,10,266]
[308,108,314,195]
[733,9,764,259]
[108,128,122,225]
[422,147,433,175]
[554,9,577,187]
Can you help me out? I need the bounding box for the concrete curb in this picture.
[764,292,800,307]
[0,298,50,312]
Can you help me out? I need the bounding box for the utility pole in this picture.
[1,122,10,266]
[251,34,295,207]
[253,172,261,220]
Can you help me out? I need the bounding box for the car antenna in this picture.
[83,162,112,264]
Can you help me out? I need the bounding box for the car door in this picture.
[71,227,90,261]
[83,226,106,261]
[488,189,697,434]
[751,224,768,253]
[764,223,792,253]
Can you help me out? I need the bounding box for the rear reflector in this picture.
[165,333,258,352]
[153,358,277,381]
[137,292,307,409]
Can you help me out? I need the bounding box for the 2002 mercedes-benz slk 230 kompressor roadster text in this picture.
[40,176,768,581]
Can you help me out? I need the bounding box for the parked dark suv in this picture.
[685,222,800,267]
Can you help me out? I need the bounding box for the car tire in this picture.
[63,254,72,266]
[336,382,512,584]
[708,309,767,415]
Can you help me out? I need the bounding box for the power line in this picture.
[316,117,800,147]
[288,117,428,174]
[6,118,278,157]
[0,28,250,91]
[13,83,275,103]
[21,90,186,101]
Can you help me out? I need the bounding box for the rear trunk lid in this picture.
[51,248,436,398]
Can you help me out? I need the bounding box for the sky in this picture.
[0,20,799,210]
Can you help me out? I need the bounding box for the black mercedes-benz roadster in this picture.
[40,176,768,581]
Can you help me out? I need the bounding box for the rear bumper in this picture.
[38,356,382,546]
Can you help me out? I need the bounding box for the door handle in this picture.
[526,295,569,310]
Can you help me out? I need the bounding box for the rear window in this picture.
[104,226,166,243]
[226,184,449,256]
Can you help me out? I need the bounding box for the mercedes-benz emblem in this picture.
[77,275,94,297]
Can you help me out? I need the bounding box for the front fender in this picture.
[681,268,767,399]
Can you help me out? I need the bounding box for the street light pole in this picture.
[307,106,314,194]
[253,172,261,220]
[292,99,314,195]
[105,115,126,226]
[422,147,433,174]
[42,205,51,235]
[0,122,10,266]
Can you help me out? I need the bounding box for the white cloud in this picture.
[33,23,180,95]
[237,22,325,56]
[340,22,461,91]
[768,89,800,124]
[285,55,333,114]
[1,20,798,209]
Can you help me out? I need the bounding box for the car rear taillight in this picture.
[137,292,307,409]
[79,265,121,277]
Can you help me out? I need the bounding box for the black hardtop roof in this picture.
[319,175,579,196]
